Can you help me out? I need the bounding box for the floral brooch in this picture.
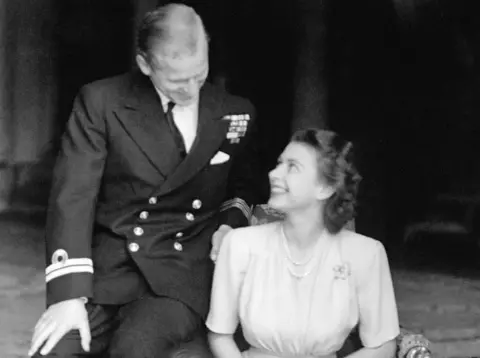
[333,263,351,280]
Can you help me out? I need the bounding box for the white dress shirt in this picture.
[156,89,198,153]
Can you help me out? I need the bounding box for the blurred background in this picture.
[1,0,480,356]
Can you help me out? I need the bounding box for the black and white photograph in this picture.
[1,0,479,357]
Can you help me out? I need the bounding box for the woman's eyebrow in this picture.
[286,158,303,167]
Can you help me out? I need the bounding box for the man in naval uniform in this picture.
[29,4,260,357]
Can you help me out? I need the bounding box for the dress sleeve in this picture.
[357,241,400,348]
[206,229,250,334]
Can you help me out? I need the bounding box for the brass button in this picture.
[173,242,183,251]
[139,211,149,220]
[133,227,144,236]
[185,212,195,221]
[148,197,157,204]
[51,249,68,265]
[192,199,202,210]
[128,242,139,252]
[176,232,183,238]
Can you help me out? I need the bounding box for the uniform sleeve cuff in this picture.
[46,272,94,306]
[219,198,252,228]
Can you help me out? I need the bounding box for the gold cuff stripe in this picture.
[220,198,252,220]
[45,258,94,283]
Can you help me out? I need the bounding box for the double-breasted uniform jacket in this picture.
[44,71,260,318]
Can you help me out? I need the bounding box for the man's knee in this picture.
[31,331,95,358]
[31,303,116,358]
[108,296,206,357]
[109,327,180,358]
[109,328,212,358]
[169,333,213,358]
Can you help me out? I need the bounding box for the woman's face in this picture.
[268,142,332,213]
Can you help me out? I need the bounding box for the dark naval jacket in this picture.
[44,71,260,318]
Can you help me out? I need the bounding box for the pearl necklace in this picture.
[281,226,315,266]
[286,264,318,279]
[281,225,321,279]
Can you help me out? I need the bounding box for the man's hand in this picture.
[29,298,90,356]
[210,224,232,263]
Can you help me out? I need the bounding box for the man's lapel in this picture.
[155,84,229,195]
[116,72,182,178]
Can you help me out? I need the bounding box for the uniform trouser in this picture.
[33,293,213,358]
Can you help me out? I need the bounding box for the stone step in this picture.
[431,338,480,358]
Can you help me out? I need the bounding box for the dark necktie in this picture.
[165,101,186,159]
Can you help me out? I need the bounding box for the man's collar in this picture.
[154,86,170,112]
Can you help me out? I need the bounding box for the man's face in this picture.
[137,42,209,107]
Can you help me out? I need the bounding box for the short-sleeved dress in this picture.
[206,222,400,358]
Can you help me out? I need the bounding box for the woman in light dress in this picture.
[206,128,400,358]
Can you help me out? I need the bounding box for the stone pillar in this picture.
[0,0,13,210]
[0,0,9,162]
[10,0,57,164]
[0,0,59,210]
[291,0,328,131]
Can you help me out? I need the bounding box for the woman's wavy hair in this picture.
[291,128,362,234]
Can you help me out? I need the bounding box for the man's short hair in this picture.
[136,3,209,67]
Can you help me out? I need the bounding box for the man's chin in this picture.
[173,97,196,106]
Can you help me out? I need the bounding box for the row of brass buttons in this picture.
[147,197,202,209]
[128,197,204,253]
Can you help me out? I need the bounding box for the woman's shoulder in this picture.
[338,229,382,249]
[226,222,281,251]
[336,230,387,266]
